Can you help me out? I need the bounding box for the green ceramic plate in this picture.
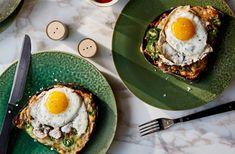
[0,51,117,154]
[112,0,235,110]
[0,0,23,32]
[0,0,22,23]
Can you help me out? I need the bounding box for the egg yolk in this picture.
[171,18,195,41]
[45,91,68,114]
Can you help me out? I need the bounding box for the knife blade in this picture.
[0,35,31,154]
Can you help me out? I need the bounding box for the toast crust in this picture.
[15,84,97,154]
[142,6,222,80]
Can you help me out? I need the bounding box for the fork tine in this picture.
[139,125,160,134]
[139,122,159,131]
[139,119,157,127]
[140,128,160,136]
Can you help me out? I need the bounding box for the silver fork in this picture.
[139,101,235,136]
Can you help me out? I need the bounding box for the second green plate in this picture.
[112,0,235,110]
[0,0,22,23]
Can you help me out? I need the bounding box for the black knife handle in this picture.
[0,104,15,154]
[174,101,235,123]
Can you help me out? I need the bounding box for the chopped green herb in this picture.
[181,67,186,71]
[181,66,191,72]
[25,123,33,134]
[211,17,221,27]
[25,123,31,129]
[146,41,156,53]
[88,110,95,116]
[146,27,161,40]
[145,27,161,59]
[150,52,158,60]
[49,136,54,141]
[209,27,218,36]
[63,138,74,147]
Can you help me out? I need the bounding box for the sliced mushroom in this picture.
[61,123,72,133]
[49,128,61,139]
[33,128,47,139]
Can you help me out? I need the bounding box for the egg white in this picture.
[158,6,213,65]
[72,102,88,137]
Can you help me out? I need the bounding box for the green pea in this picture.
[63,138,74,147]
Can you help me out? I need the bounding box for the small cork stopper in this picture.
[46,20,68,40]
[78,38,97,58]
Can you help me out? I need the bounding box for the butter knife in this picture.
[0,35,31,154]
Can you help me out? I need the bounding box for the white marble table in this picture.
[0,0,235,154]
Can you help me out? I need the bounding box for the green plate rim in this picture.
[0,50,117,153]
[0,0,22,23]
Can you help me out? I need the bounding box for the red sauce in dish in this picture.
[95,0,112,3]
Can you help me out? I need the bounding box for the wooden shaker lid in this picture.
[78,38,97,58]
[46,20,68,40]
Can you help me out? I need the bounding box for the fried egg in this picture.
[15,84,97,153]
[30,86,88,137]
[30,87,82,127]
[158,6,213,66]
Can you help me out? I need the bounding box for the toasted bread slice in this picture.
[15,84,97,154]
[141,6,222,80]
